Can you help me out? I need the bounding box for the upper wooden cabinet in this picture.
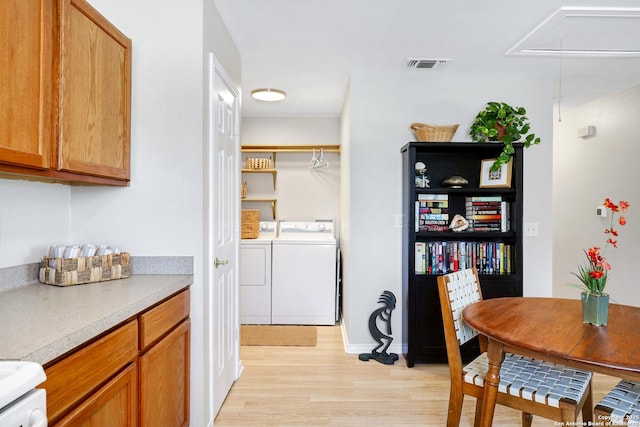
[0,0,132,185]
[0,0,53,170]
[56,0,131,181]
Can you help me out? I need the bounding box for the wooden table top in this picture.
[462,297,640,379]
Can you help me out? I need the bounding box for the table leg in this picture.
[480,339,504,427]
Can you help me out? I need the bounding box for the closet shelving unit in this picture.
[241,145,341,219]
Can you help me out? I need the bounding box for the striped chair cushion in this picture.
[596,380,640,426]
[463,352,593,408]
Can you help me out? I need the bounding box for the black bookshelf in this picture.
[401,142,524,366]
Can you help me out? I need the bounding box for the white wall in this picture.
[0,180,70,266]
[553,84,640,306]
[341,69,554,352]
[240,117,341,223]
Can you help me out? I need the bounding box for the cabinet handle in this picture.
[214,257,229,268]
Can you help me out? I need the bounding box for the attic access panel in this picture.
[507,7,640,57]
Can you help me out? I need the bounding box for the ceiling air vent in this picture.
[406,58,450,69]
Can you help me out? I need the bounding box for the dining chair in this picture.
[595,380,640,426]
[437,267,594,427]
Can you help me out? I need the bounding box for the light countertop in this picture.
[0,274,192,365]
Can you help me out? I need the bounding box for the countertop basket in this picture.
[39,252,131,286]
[241,209,260,239]
[410,123,459,142]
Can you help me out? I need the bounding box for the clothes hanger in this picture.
[309,148,320,169]
[317,148,329,168]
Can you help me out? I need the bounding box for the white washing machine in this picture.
[240,221,277,324]
[272,220,337,325]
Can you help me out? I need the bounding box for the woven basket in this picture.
[241,209,260,239]
[410,123,459,142]
[39,252,131,286]
[246,157,273,169]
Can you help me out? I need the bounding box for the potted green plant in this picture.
[470,102,541,170]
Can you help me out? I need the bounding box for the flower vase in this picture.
[581,292,609,325]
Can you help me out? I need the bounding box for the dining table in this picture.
[462,297,640,427]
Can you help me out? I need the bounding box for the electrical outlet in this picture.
[524,222,539,237]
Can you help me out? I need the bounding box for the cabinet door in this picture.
[53,362,137,427]
[0,0,52,169]
[57,0,131,180]
[139,319,190,427]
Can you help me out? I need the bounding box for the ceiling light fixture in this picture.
[251,88,286,102]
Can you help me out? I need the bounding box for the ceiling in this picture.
[213,0,640,117]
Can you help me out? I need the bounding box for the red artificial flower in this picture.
[571,198,630,295]
[604,198,618,212]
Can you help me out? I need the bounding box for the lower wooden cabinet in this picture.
[53,362,137,427]
[43,288,190,426]
[139,288,190,427]
[139,320,190,427]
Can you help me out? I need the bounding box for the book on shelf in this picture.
[417,194,448,201]
[467,214,501,221]
[415,242,426,274]
[467,208,501,214]
[466,198,502,204]
[414,240,513,275]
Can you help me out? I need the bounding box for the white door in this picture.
[204,53,240,425]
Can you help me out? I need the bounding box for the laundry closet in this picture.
[239,117,342,326]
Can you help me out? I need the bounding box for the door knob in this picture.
[214,257,229,268]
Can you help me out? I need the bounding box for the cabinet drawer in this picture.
[140,289,190,350]
[43,320,138,423]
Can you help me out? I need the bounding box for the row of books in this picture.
[465,196,511,232]
[415,194,512,233]
[415,194,449,232]
[414,241,513,275]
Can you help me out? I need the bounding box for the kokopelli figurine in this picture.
[359,290,399,365]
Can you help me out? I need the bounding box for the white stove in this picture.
[0,361,47,427]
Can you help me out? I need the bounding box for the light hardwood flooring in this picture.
[215,325,620,426]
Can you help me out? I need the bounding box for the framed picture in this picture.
[479,158,512,188]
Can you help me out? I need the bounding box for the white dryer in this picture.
[271,220,337,325]
[240,221,277,324]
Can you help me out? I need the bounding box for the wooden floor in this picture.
[215,325,620,426]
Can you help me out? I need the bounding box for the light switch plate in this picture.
[524,222,539,237]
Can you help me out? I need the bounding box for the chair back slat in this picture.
[444,269,481,345]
